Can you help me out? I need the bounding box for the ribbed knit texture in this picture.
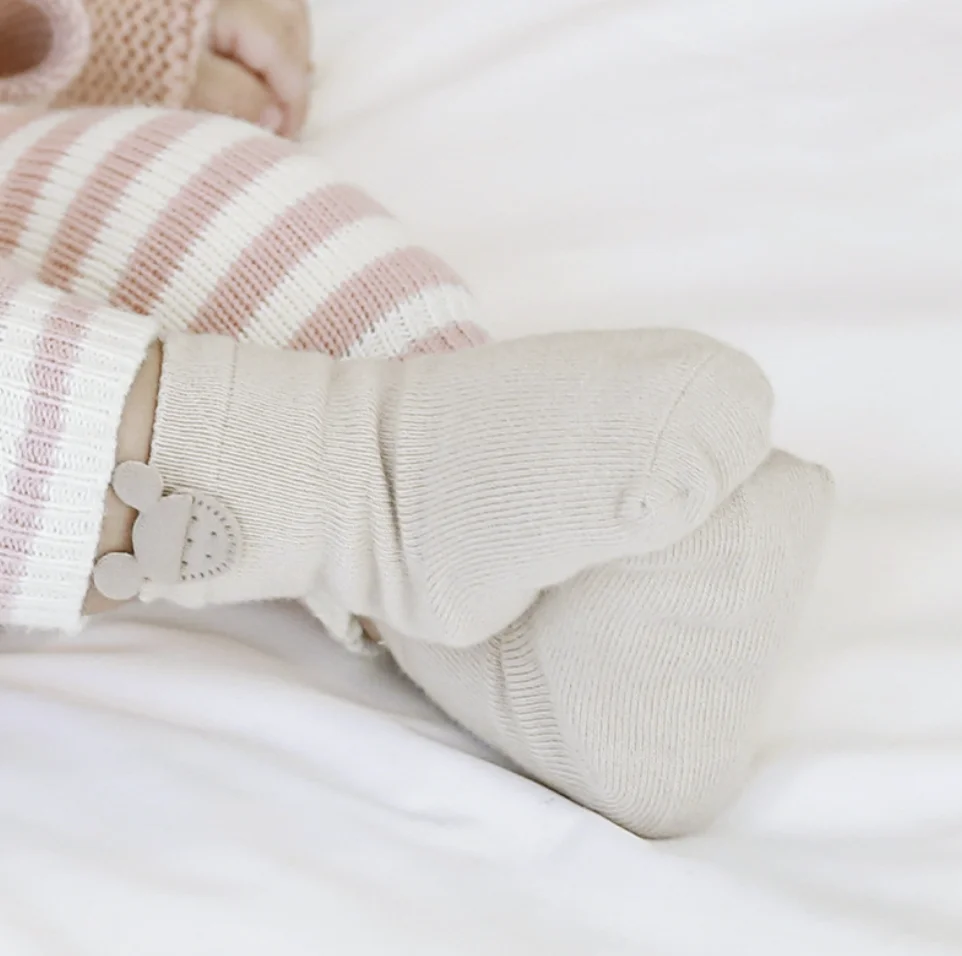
[384,451,834,837]
[0,107,488,355]
[53,0,216,109]
[149,321,833,838]
[0,261,157,628]
[148,329,775,646]
[0,20,836,837]
[0,104,487,630]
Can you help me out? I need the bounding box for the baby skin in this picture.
[186,0,313,136]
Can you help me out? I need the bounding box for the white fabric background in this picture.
[1,1,961,953]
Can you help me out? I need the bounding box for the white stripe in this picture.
[72,116,260,304]
[0,288,47,509]
[345,283,478,358]
[238,216,415,346]
[16,110,154,276]
[156,153,341,329]
[14,300,155,619]
[0,288,61,622]
[0,112,79,279]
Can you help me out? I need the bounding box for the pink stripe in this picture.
[0,110,107,257]
[187,183,390,339]
[0,107,42,138]
[402,321,490,357]
[111,133,290,317]
[287,247,468,355]
[0,291,90,615]
[40,111,201,292]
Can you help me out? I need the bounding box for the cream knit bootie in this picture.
[144,327,773,649]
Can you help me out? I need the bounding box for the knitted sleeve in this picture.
[54,0,217,109]
[0,257,157,630]
[0,0,214,110]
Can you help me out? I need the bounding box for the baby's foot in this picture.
[384,451,835,838]
[128,328,773,647]
[188,0,313,137]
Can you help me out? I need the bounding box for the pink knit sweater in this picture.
[0,0,214,107]
[0,1,487,630]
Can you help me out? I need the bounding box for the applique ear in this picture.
[92,552,145,602]
[111,461,164,512]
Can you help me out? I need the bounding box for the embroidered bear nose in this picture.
[92,462,241,603]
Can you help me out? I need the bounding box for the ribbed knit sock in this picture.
[383,451,834,838]
[144,327,773,648]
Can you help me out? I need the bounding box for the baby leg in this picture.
[0,105,484,629]
[382,452,834,838]
[139,327,773,649]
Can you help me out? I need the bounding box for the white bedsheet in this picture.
[3,1,962,953]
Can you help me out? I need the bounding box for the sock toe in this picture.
[387,328,775,645]
[636,338,774,547]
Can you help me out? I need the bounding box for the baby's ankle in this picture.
[83,341,162,615]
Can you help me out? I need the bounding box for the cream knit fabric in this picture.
[147,326,832,837]
[0,26,836,836]
[149,328,774,646]
[384,452,833,837]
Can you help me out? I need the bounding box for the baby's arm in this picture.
[83,339,159,616]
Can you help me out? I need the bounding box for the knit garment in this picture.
[384,450,834,837]
[0,104,486,630]
[0,260,157,628]
[53,0,216,110]
[0,102,837,837]
[0,0,212,109]
[0,107,487,354]
[147,328,774,647]
[0,0,90,105]
[146,322,831,837]
[143,321,835,839]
